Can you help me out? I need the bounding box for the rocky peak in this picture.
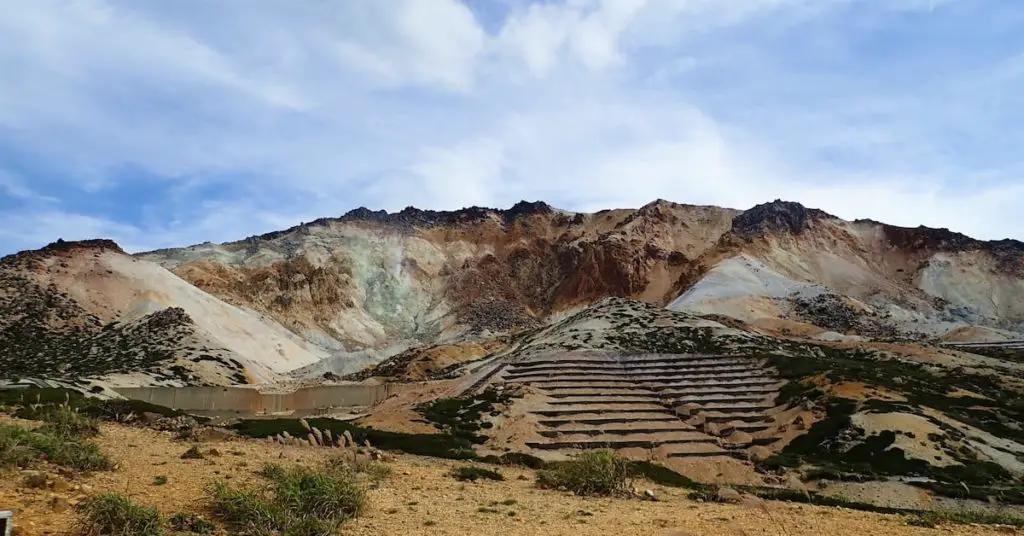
[731,200,835,238]
[880,224,1024,273]
[336,201,555,229]
[1,238,126,267]
[502,200,553,223]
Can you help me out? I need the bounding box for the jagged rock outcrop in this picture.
[730,200,836,238]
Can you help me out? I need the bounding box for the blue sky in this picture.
[1,0,1023,254]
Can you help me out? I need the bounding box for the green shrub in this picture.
[15,405,100,438]
[910,509,1024,529]
[23,472,49,488]
[478,452,547,469]
[263,463,366,521]
[0,423,112,472]
[451,466,504,482]
[536,450,632,496]
[153,475,168,486]
[168,512,216,534]
[76,492,164,536]
[209,480,283,534]
[232,418,479,460]
[326,456,392,483]
[209,462,366,535]
[181,445,205,459]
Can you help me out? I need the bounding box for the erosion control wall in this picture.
[115,383,395,413]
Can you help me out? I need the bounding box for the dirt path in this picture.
[0,419,1014,535]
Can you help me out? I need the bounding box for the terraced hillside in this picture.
[495,350,783,459]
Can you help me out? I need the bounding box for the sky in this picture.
[1,0,1023,254]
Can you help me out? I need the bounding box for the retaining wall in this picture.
[115,383,395,413]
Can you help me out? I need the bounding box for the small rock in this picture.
[50,479,70,493]
[643,489,658,501]
[49,495,70,513]
[716,487,743,504]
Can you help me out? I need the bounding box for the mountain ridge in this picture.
[3,197,1023,386]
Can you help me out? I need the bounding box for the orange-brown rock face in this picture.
[135,198,1024,354]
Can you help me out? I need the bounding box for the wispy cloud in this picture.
[0,0,1022,254]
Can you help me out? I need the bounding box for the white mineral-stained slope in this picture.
[64,252,330,377]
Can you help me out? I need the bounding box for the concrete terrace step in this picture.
[539,420,699,433]
[536,426,702,438]
[538,415,681,427]
[503,364,764,379]
[507,358,759,374]
[510,354,738,368]
[532,382,675,390]
[531,408,676,417]
[536,430,714,442]
[701,412,771,423]
[526,436,719,450]
[544,389,659,398]
[657,386,780,396]
[648,378,782,390]
[536,404,670,414]
[671,394,777,404]
[511,371,775,383]
[545,398,666,406]
[686,403,776,413]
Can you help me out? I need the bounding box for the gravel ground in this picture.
[0,417,1016,536]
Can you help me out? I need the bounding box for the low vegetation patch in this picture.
[14,404,100,438]
[76,492,163,536]
[168,512,216,534]
[909,508,1024,529]
[233,418,479,460]
[180,445,205,460]
[536,450,632,496]
[478,452,547,469]
[416,387,512,443]
[451,465,504,482]
[0,422,112,472]
[209,461,368,535]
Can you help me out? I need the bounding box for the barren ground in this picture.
[0,416,1016,536]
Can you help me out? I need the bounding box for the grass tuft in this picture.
[15,404,100,438]
[536,450,632,496]
[0,423,112,472]
[167,512,216,534]
[451,466,504,482]
[909,508,1024,529]
[209,461,367,535]
[76,492,163,536]
[180,445,205,460]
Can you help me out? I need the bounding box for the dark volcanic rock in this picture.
[732,200,835,238]
[461,298,541,334]
[1,238,126,267]
[880,224,1024,274]
[255,201,556,241]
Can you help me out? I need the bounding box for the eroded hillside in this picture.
[140,199,1024,361]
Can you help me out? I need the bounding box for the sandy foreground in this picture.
[0,418,1015,536]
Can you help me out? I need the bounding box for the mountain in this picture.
[3,198,1023,386]
[0,239,326,386]
[140,198,1024,354]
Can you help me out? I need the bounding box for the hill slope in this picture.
[140,199,1024,357]
[4,198,1023,386]
[0,239,326,385]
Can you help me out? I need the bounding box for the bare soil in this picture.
[0,417,1015,536]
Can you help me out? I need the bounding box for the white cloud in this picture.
[0,0,1021,255]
